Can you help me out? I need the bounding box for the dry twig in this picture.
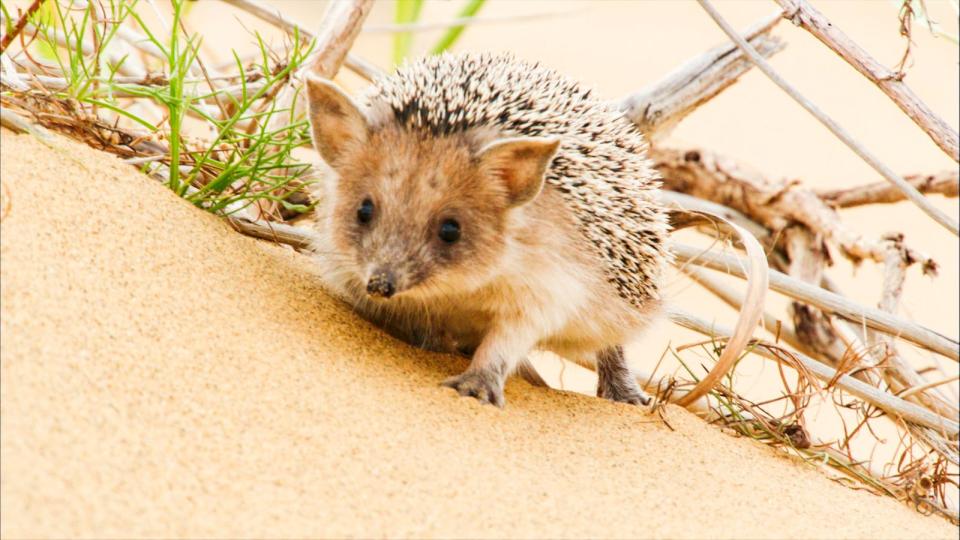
[0,0,42,55]
[220,0,383,82]
[652,147,939,274]
[301,0,374,78]
[775,0,960,162]
[818,170,959,208]
[671,242,959,361]
[618,11,785,140]
[871,235,959,418]
[697,0,958,235]
[667,307,959,436]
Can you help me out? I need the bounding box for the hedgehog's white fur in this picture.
[362,52,671,308]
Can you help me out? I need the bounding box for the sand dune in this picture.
[1,129,953,538]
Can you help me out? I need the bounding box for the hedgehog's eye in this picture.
[438,219,461,244]
[357,198,374,224]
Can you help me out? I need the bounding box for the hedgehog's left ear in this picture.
[477,137,561,207]
[305,75,369,169]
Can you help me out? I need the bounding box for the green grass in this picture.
[12,0,316,217]
[6,0,491,214]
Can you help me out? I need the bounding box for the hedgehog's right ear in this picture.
[477,137,561,207]
[305,75,369,168]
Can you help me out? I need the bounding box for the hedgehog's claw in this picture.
[442,370,505,408]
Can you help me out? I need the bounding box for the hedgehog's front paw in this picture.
[442,369,505,408]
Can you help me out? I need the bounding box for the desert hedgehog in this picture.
[304,52,671,407]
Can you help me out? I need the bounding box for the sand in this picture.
[0,129,954,539]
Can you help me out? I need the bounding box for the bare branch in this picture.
[680,264,826,360]
[0,0,42,55]
[818,170,959,208]
[672,242,960,361]
[0,107,52,139]
[782,226,845,360]
[220,0,383,82]
[619,11,785,140]
[653,147,939,274]
[302,0,374,78]
[0,13,143,77]
[782,226,958,419]
[696,0,958,235]
[667,307,960,436]
[661,190,772,245]
[363,8,582,33]
[775,0,960,163]
[1,72,267,101]
[227,215,316,250]
[872,236,959,418]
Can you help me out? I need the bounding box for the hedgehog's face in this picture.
[306,76,559,301]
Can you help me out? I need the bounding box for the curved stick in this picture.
[672,242,960,361]
[667,308,960,437]
[672,212,769,407]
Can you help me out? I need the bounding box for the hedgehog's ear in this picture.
[305,75,369,168]
[477,137,560,207]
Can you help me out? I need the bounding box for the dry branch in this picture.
[775,0,960,163]
[672,242,960,361]
[652,146,938,274]
[667,307,960,436]
[661,190,772,246]
[0,106,52,139]
[676,210,959,422]
[220,0,383,82]
[0,73,267,101]
[618,11,785,140]
[818,170,959,208]
[872,236,959,418]
[301,0,374,78]
[0,13,143,77]
[696,0,959,235]
[782,226,845,360]
[781,225,959,421]
[227,215,315,250]
[680,264,824,360]
[363,9,581,33]
[0,0,42,55]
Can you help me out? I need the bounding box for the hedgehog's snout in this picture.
[366,268,397,299]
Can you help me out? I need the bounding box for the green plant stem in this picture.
[393,0,423,65]
[430,0,485,54]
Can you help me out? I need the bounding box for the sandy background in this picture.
[1,0,959,537]
[1,128,955,538]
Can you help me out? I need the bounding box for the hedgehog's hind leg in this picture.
[596,345,651,406]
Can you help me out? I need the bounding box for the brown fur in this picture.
[327,127,512,295]
[304,61,661,408]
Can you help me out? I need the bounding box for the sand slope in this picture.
[0,129,953,539]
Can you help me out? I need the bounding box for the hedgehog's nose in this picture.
[366,269,396,298]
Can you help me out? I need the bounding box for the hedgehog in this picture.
[304,52,671,407]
